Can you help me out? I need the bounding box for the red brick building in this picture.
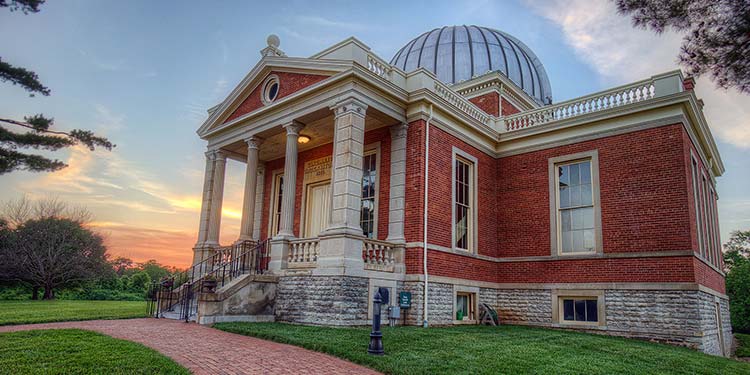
[186,27,730,356]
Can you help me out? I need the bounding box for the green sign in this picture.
[399,291,411,309]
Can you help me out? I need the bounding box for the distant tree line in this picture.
[0,197,181,300]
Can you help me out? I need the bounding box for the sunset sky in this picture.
[2,0,748,268]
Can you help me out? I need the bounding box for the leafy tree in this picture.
[9,217,110,299]
[110,256,134,276]
[0,0,114,174]
[615,0,750,94]
[723,229,750,333]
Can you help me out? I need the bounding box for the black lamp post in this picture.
[368,288,386,355]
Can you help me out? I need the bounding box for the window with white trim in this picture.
[556,160,595,254]
[270,173,284,236]
[360,150,377,238]
[453,156,474,251]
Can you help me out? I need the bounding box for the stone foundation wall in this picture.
[275,275,369,325]
[398,281,453,326]
[696,292,733,356]
[495,289,552,326]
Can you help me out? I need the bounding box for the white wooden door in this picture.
[304,182,331,237]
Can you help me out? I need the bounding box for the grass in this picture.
[0,329,189,374]
[0,300,147,326]
[737,333,750,358]
[214,322,750,375]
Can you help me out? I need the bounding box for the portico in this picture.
[192,93,408,279]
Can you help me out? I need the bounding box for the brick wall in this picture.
[468,92,500,117]
[497,124,693,258]
[693,257,726,294]
[501,96,521,115]
[225,71,329,123]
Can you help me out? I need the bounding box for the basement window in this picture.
[456,292,476,321]
[561,297,598,323]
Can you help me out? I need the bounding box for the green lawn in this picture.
[737,333,750,358]
[0,329,189,374]
[0,300,147,326]
[215,322,750,375]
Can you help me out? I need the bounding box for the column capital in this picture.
[390,123,409,139]
[283,120,304,136]
[205,149,227,161]
[330,97,368,118]
[244,136,263,149]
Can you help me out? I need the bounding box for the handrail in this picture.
[147,239,270,321]
[362,238,397,272]
[503,77,658,132]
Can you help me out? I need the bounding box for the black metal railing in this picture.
[146,239,270,321]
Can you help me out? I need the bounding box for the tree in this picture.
[1,0,114,174]
[615,0,750,94]
[110,256,134,276]
[723,229,750,333]
[0,197,104,299]
[9,217,109,299]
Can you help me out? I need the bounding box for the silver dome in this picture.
[391,25,552,105]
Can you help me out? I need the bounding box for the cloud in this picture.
[525,0,750,149]
[293,15,369,31]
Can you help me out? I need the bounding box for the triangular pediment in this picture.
[197,57,345,137]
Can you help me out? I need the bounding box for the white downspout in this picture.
[422,104,433,328]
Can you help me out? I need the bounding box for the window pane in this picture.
[586,300,598,322]
[457,295,468,316]
[574,300,586,321]
[571,208,584,230]
[558,165,569,187]
[563,299,574,320]
[569,185,581,207]
[559,186,570,208]
[572,230,584,251]
[570,163,580,186]
[583,229,595,251]
[581,207,594,229]
[560,210,571,231]
[580,161,591,183]
[581,183,593,206]
[561,231,572,253]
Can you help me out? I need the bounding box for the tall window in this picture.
[701,175,714,265]
[691,158,705,257]
[557,160,595,254]
[270,173,284,236]
[360,151,377,238]
[454,156,474,250]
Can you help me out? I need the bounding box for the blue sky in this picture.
[1,0,748,266]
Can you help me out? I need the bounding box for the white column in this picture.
[239,136,261,241]
[386,123,408,243]
[325,98,367,235]
[205,150,227,246]
[195,151,216,247]
[252,165,265,240]
[276,121,303,238]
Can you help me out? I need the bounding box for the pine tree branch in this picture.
[0,117,115,151]
[0,57,50,96]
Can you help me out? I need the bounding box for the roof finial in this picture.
[260,34,286,57]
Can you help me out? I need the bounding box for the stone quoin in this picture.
[185,26,731,356]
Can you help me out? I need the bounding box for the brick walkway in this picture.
[0,318,380,375]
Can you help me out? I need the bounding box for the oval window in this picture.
[262,76,280,104]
